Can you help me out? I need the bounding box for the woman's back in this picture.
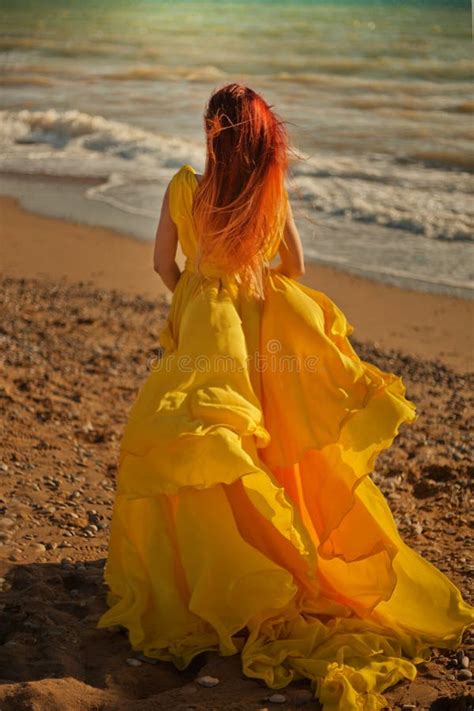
[168,163,289,281]
[98,84,474,711]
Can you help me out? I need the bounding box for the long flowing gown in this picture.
[97,163,474,711]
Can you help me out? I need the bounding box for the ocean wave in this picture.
[452,101,474,114]
[291,155,473,242]
[398,150,474,173]
[283,56,474,80]
[103,64,226,82]
[271,71,472,96]
[0,63,93,79]
[0,36,125,58]
[342,95,474,116]
[2,30,473,81]
[0,75,56,87]
[0,108,201,165]
[2,62,471,99]
[0,61,226,85]
[0,108,472,243]
[85,174,163,219]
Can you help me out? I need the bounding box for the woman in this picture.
[97,84,473,711]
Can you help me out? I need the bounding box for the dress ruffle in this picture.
[97,171,474,711]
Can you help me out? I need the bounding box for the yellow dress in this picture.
[97,164,474,711]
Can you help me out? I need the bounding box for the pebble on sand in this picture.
[266,693,287,704]
[294,689,314,705]
[126,658,142,667]
[196,675,220,687]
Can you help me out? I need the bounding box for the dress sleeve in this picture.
[168,164,195,226]
[168,167,183,226]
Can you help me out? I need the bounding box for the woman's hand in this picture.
[155,262,182,293]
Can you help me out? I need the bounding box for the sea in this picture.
[0,0,473,296]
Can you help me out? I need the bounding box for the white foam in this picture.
[0,108,204,180]
[290,154,473,242]
[1,109,472,242]
[0,108,472,294]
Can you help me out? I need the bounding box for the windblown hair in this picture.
[192,83,289,299]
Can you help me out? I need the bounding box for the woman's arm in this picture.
[273,199,305,279]
[153,183,181,292]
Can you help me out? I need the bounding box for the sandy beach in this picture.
[1,196,473,710]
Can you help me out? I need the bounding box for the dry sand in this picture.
[0,196,473,710]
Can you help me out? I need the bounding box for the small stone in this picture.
[136,652,159,665]
[196,675,220,687]
[267,694,287,704]
[104,625,121,633]
[0,518,15,530]
[0,578,11,592]
[126,657,142,667]
[31,543,46,552]
[79,612,100,624]
[294,689,313,705]
[181,684,198,695]
[402,705,416,710]
[458,668,472,680]
[461,655,470,669]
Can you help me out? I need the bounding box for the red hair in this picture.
[192,83,289,299]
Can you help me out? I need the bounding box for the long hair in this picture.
[191,83,289,299]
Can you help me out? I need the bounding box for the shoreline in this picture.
[1,170,473,301]
[0,194,472,374]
